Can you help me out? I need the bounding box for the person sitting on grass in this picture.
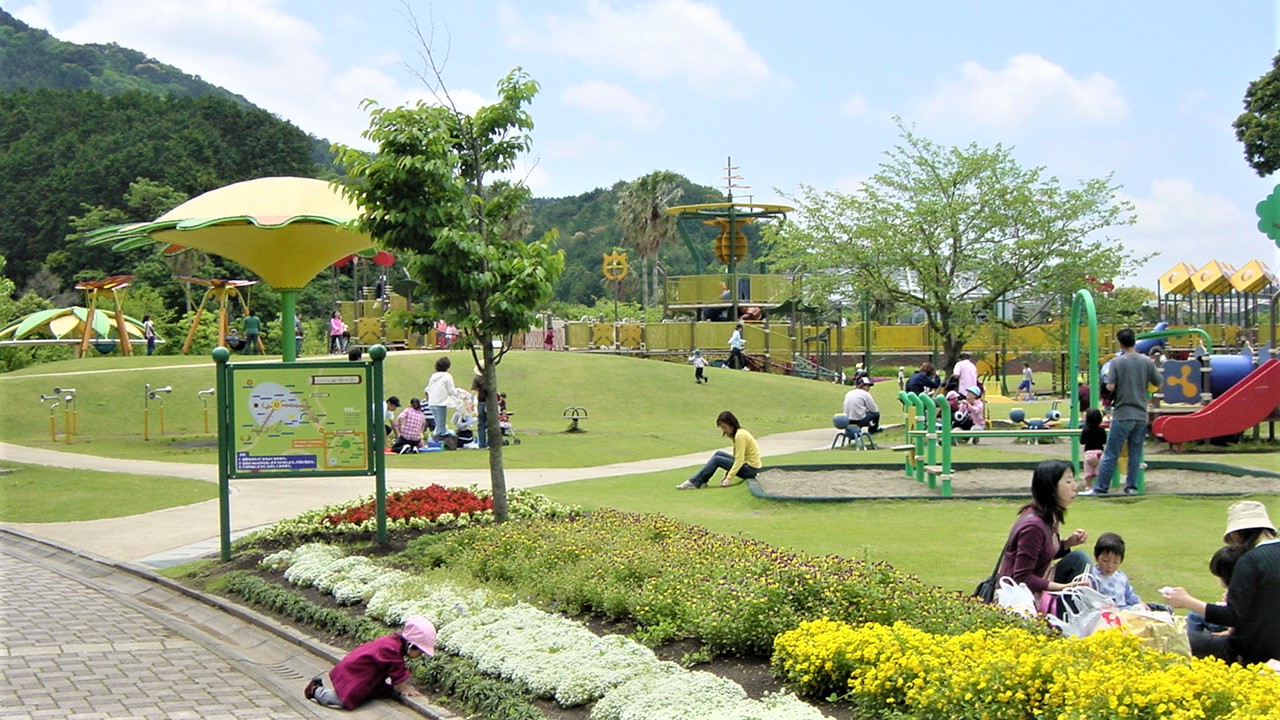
[676,410,761,489]
[392,398,428,454]
[305,616,435,710]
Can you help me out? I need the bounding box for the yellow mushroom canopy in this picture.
[87,177,374,290]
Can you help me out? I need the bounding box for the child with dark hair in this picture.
[1186,544,1247,634]
[1087,532,1147,609]
[1080,408,1107,485]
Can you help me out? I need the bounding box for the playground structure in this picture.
[178,277,260,353]
[1155,258,1274,332]
[88,176,376,363]
[0,306,151,356]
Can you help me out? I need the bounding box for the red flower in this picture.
[323,485,492,526]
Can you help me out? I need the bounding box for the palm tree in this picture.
[617,171,683,310]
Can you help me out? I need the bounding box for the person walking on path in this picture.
[1081,329,1161,496]
[329,311,347,354]
[727,323,747,370]
[1017,361,1035,401]
[306,616,435,709]
[677,411,762,489]
[142,314,157,355]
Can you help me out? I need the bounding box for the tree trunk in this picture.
[480,341,508,522]
[639,256,650,310]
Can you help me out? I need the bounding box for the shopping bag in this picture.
[1046,585,1121,638]
[1116,609,1192,657]
[995,576,1037,617]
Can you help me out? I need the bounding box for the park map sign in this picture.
[213,348,391,561]
[225,363,375,477]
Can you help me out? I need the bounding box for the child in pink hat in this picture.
[306,616,436,710]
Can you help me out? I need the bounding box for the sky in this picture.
[7,0,1280,290]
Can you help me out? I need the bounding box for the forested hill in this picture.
[0,9,250,105]
[0,8,750,306]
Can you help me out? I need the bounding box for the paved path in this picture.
[0,529,452,720]
[0,427,831,565]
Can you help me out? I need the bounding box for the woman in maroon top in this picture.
[306,616,436,710]
[998,460,1091,605]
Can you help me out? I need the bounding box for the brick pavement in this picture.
[0,530,446,720]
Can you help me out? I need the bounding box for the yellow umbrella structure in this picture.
[74,275,136,357]
[0,307,148,355]
[87,177,374,361]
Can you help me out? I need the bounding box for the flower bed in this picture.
[261,542,828,719]
[772,618,1280,719]
[397,508,1044,655]
[247,484,581,541]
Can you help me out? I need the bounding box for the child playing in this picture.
[1080,408,1107,485]
[1087,532,1147,610]
[690,349,709,384]
[306,616,436,710]
[956,386,986,440]
[1018,361,1035,401]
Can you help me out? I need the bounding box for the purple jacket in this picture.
[330,633,410,709]
[998,510,1067,595]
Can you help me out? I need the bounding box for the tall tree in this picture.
[336,68,563,522]
[762,121,1144,370]
[1234,51,1280,177]
[617,171,683,309]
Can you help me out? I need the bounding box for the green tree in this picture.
[337,68,564,522]
[617,171,683,309]
[1235,51,1280,177]
[762,121,1144,370]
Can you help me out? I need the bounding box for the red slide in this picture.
[1152,359,1280,444]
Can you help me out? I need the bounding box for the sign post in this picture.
[214,345,387,561]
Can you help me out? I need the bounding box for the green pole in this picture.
[281,290,298,362]
[213,346,232,561]
[369,344,388,544]
[1068,290,1099,480]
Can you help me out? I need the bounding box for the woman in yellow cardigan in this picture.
[676,410,762,489]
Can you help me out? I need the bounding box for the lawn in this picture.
[0,461,217,522]
[3,349,1278,605]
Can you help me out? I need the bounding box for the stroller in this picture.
[496,392,521,445]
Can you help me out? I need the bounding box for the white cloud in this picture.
[501,0,770,96]
[1119,177,1261,286]
[915,54,1128,131]
[37,0,485,149]
[560,81,664,130]
[9,1,54,30]
[841,94,869,118]
[538,132,623,161]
